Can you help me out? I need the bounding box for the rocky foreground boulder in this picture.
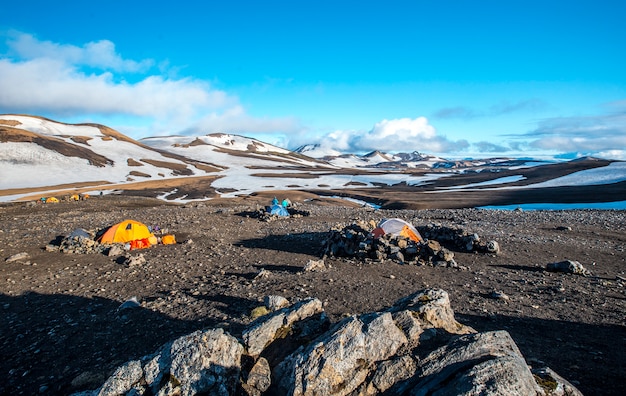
[72,289,582,396]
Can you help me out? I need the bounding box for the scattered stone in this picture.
[303,259,325,272]
[264,295,289,311]
[117,297,141,312]
[486,240,500,254]
[45,244,59,252]
[124,253,146,267]
[5,252,30,263]
[547,260,591,276]
[255,269,271,279]
[489,290,510,301]
[107,245,125,257]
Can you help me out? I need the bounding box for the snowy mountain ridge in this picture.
[1,114,625,205]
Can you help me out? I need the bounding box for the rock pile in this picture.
[72,289,581,396]
[247,206,310,222]
[46,229,108,255]
[321,221,500,267]
[45,227,173,260]
[546,260,592,276]
[416,223,501,253]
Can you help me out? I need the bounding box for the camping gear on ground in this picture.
[371,218,422,242]
[96,219,157,248]
[282,198,291,208]
[161,235,176,245]
[269,204,290,217]
[70,194,80,201]
[272,197,279,205]
[45,197,59,203]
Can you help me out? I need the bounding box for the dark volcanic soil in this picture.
[1,195,625,395]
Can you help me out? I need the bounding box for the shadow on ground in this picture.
[0,292,244,395]
[235,231,327,256]
[457,313,626,396]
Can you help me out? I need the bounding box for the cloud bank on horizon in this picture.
[1,1,625,160]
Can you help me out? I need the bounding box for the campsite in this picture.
[0,193,625,395]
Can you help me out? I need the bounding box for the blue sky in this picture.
[1,0,625,159]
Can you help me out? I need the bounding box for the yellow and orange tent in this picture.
[97,219,157,248]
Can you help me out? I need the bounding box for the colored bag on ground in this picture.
[161,235,176,245]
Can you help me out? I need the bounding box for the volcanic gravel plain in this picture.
[0,193,625,395]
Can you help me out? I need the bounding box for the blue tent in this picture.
[269,204,289,217]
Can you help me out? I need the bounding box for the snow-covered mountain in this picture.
[142,133,328,169]
[0,114,220,189]
[0,115,343,200]
[0,115,327,192]
[295,145,524,170]
[1,114,624,206]
[293,143,342,158]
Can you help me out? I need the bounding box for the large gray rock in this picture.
[242,297,324,357]
[97,360,143,396]
[362,355,417,395]
[270,289,476,396]
[532,367,585,396]
[388,288,476,335]
[80,328,243,396]
[408,331,543,396]
[241,357,271,396]
[75,289,583,396]
[273,311,409,396]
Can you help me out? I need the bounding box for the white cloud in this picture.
[185,105,301,135]
[433,99,548,120]
[7,31,153,72]
[594,150,626,160]
[0,58,230,120]
[293,117,469,154]
[525,107,626,157]
[0,32,301,139]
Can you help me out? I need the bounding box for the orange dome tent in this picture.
[371,218,422,242]
[97,219,157,248]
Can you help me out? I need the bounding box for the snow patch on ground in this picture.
[440,175,527,190]
[480,201,626,210]
[523,162,626,187]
